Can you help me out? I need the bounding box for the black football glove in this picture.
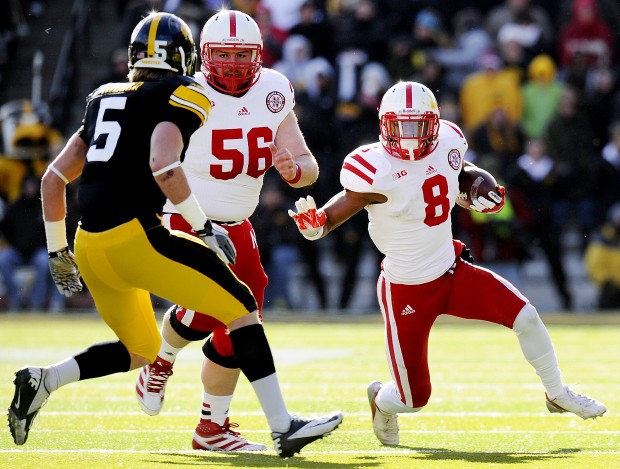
[459,247,475,264]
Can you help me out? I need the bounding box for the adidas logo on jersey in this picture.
[425,166,437,176]
[401,305,415,316]
[238,107,250,116]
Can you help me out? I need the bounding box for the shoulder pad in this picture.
[170,80,211,125]
[340,143,387,193]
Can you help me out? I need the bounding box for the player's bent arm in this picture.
[273,110,318,188]
[150,121,193,205]
[321,190,386,236]
[41,132,87,223]
[289,190,385,240]
[151,122,208,229]
[150,121,235,263]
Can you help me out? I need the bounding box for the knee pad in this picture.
[169,306,212,341]
[211,327,235,356]
[202,335,238,369]
[512,303,539,335]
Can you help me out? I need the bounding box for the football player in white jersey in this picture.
[289,81,607,446]
[135,10,331,453]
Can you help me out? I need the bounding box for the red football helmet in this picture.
[379,81,440,160]
[199,10,263,94]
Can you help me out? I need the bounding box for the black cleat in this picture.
[272,411,343,458]
[7,367,50,445]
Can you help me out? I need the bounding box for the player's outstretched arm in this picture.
[272,111,319,188]
[288,190,386,240]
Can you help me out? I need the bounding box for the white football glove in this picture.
[470,186,506,213]
[470,196,497,212]
[288,195,327,240]
[196,219,236,265]
[48,248,83,297]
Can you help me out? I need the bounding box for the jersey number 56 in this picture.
[211,127,273,180]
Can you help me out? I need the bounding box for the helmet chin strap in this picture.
[179,47,186,75]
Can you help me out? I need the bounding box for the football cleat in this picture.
[367,380,399,446]
[272,411,343,458]
[192,418,267,452]
[135,357,173,416]
[7,367,51,445]
[545,385,607,419]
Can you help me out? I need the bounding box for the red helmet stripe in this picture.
[229,11,237,37]
[442,120,463,138]
[405,83,413,109]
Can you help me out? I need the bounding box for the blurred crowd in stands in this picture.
[1,0,620,312]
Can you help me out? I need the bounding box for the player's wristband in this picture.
[282,164,302,184]
[45,219,68,252]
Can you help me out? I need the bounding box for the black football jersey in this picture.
[77,75,210,232]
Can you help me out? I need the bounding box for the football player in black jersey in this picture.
[6,12,342,458]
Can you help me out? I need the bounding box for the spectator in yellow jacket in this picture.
[460,49,522,135]
[584,203,620,310]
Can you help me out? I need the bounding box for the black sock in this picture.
[229,324,276,382]
[73,340,131,380]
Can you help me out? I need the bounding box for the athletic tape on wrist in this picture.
[174,193,208,231]
[45,219,68,252]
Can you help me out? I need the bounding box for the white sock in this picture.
[200,392,233,426]
[376,381,423,414]
[250,374,290,433]
[158,337,182,364]
[528,351,565,399]
[44,357,80,392]
[513,304,565,399]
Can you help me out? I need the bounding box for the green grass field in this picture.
[0,312,618,468]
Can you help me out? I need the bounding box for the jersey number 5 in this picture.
[86,97,126,162]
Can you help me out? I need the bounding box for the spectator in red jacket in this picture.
[557,0,615,71]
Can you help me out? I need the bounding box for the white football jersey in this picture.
[340,120,468,284]
[163,68,295,221]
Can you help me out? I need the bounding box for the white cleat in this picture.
[192,418,267,452]
[367,380,399,446]
[546,386,607,420]
[135,358,173,416]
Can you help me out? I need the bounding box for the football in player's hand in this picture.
[456,164,500,210]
